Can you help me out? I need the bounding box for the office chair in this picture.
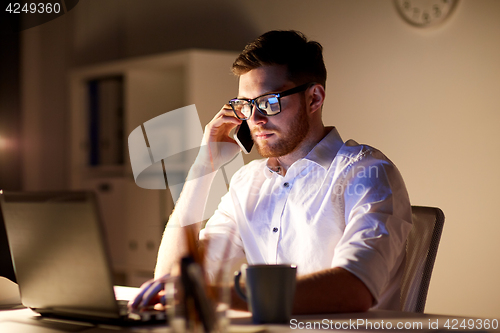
[400,206,445,313]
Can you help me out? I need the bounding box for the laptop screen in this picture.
[0,191,120,319]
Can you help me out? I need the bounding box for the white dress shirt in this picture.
[199,127,412,310]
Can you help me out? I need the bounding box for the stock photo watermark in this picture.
[290,318,499,330]
[128,105,388,227]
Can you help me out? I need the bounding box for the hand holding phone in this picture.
[233,120,254,154]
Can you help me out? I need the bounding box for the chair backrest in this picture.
[400,206,445,313]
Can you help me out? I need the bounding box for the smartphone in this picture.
[234,120,254,154]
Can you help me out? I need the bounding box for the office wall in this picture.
[20,0,500,318]
[0,16,21,190]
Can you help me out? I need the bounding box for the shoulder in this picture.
[333,139,404,184]
[336,139,393,166]
[337,139,383,159]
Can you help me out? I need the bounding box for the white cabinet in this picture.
[69,50,239,286]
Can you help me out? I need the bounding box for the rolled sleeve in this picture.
[331,151,412,304]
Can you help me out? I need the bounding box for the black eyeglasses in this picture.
[228,82,315,120]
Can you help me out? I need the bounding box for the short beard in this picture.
[254,98,310,158]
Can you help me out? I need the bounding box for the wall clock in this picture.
[395,0,459,27]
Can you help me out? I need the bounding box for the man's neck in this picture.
[274,125,329,175]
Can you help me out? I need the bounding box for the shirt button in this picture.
[283,182,290,188]
[272,227,278,233]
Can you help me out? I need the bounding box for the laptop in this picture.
[0,190,166,326]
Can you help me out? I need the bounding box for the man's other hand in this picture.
[128,274,170,311]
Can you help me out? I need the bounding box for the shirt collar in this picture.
[264,126,344,178]
[304,126,344,169]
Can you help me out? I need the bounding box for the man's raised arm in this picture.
[129,105,242,310]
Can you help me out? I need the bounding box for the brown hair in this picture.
[232,30,327,88]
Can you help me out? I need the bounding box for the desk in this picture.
[1,307,498,332]
[1,284,497,332]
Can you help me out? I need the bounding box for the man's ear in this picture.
[308,84,325,114]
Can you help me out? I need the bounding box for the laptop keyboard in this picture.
[117,300,167,322]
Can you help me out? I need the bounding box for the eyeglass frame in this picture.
[228,82,316,120]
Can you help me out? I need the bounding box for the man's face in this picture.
[238,65,310,158]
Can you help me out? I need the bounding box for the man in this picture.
[131,30,412,313]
